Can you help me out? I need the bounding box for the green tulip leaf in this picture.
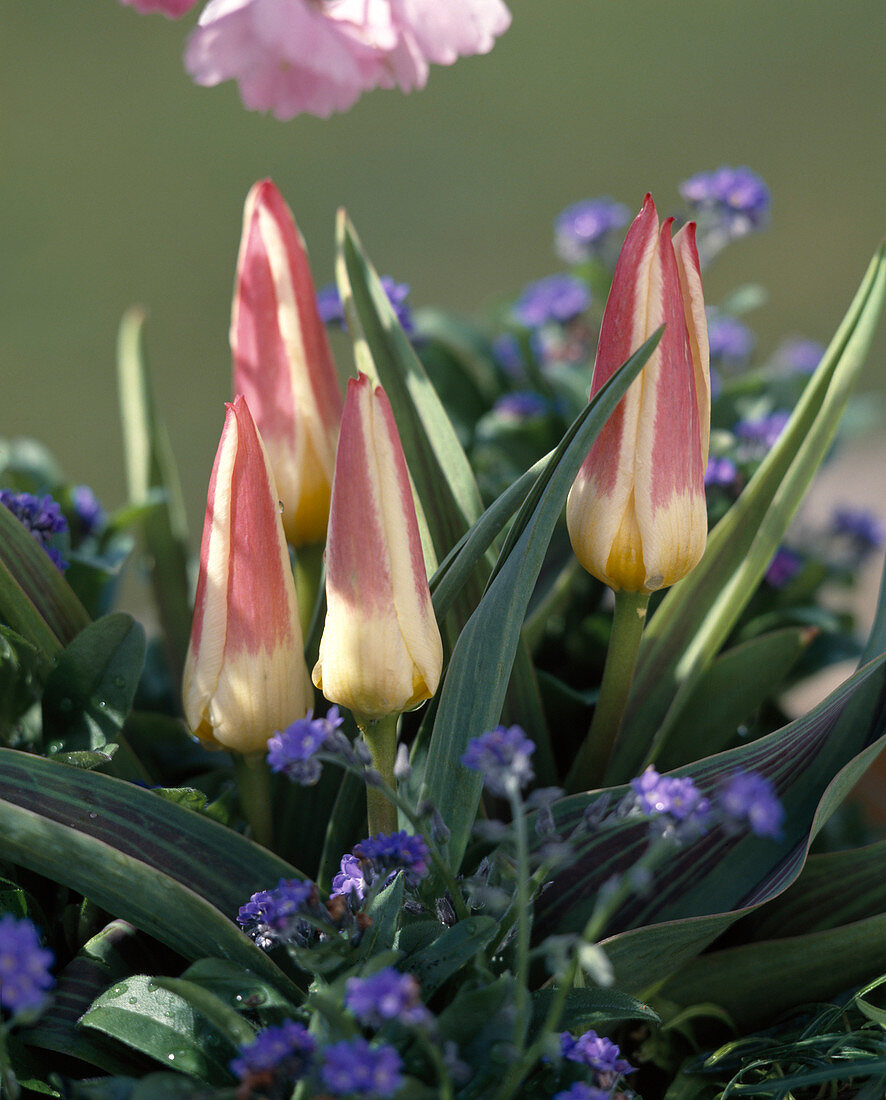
[42,613,145,752]
[336,210,556,777]
[658,909,886,1031]
[657,625,816,770]
[401,915,498,997]
[418,331,661,868]
[80,973,245,1084]
[0,749,304,1000]
[0,498,90,661]
[116,308,191,691]
[531,987,661,1035]
[534,643,886,997]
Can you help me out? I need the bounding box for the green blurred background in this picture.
[3,1,885,532]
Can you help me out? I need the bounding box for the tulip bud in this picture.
[566,194,710,592]
[183,396,312,753]
[231,180,343,547]
[312,374,443,722]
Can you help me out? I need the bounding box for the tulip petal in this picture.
[184,396,312,752]
[231,180,343,546]
[313,374,442,721]
[567,196,710,592]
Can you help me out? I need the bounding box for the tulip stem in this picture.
[566,589,649,793]
[233,752,274,849]
[359,714,399,836]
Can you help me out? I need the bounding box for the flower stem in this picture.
[358,714,399,836]
[508,785,531,1061]
[233,751,274,849]
[566,589,649,793]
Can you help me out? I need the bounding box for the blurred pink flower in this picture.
[120,0,199,16]
[184,0,511,120]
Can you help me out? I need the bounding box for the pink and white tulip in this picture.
[231,180,343,547]
[185,0,511,120]
[313,374,442,722]
[183,396,312,753]
[566,194,710,593]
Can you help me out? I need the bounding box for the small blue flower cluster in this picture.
[512,274,590,328]
[559,1028,635,1094]
[353,831,430,885]
[492,391,551,421]
[0,914,55,1017]
[267,706,344,785]
[630,766,784,840]
[230,1021,404,1098]
[765,546,804,589]
[707,311,755,365]
[461,724,536,797]
[773,336,825,375]
[631,767,711,826]
[554,197,630,263]
[680,166,770,234]
[704,455,738,490]
[734,410,791,459]
[70,484,106,536]
[237,877,317,949]
[230,1018,316,1083]
[345,967,432,1028]
[317,277,413,333]
[0,489,69,572]
[831,507,886,555]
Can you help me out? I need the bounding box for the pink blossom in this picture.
[184,0,512,120]
[119,0,199,16]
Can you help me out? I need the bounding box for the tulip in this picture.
[231,180,343,548]
[312,374,443,724]
[183,395,312,756]
[566,193,710,594]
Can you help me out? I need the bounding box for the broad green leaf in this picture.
[336,212,485,576]
[0,625,45,739]
[25,922,147,1076]
[531,987,660,1034]
[336,212,558,780]
[354,874,405,961]
[401,915,498,996]
[610,244,886,781]
[657,911,886,1030]
[657,625,815,770]
[746,839,886,940]
[434,975,522,1100]
[116,308,191,691]
[42,613,145,752]
[534,650,886,996]
[0,748,303,1000]
[419,333,661,868]
[180,958,294,1023]
[429,450,548,622]
[80,973,241,1084]
[0,499,90,660]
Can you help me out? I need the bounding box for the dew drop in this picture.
[278,500,284,513]
[88,812,98,820]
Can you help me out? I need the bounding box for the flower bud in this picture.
[312,374,443,722]
[231,180,343,547]
[183,396,312,753]
[566,194,710,592]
